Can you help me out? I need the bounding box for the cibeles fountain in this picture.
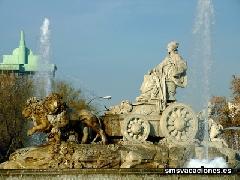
[0,41,239,175]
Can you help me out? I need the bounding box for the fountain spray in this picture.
[193,0,214,159]
[34,17,52,98]
[188,0,230,169]
[187,0,220,168]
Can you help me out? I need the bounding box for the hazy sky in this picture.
[0,0,240,111]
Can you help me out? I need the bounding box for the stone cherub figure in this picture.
[207,102,228,147]
[136,41,187,111]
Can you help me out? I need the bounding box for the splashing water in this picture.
[193,0,215,159]
[185,0,225,166]
[34,18,52,98]
[187,157,227,168]
[187,0,228,169]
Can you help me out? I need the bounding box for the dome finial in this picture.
[19,30,26,47]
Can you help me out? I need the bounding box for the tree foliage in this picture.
[231,75,240,103]
[210,75,240,149]
[52,79,96,118]
[0,74,33,162]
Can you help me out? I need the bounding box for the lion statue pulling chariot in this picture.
[22,93,107,144]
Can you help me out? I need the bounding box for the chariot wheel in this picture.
[160,102,198,142]
[122,114,150,143]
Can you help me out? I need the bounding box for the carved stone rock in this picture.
[1,142,238,169]
[0,143,121,169]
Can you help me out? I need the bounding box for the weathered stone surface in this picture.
[168,145,195,167]
[1,140,239,169]
[120,144,165,168]
[102,114,123,137]
[0,143,121,169]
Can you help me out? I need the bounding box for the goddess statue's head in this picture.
[167,41,179,53]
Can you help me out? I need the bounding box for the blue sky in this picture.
[0,0,240,111]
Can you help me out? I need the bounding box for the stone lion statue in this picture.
[22,97,52,136]
[75,109,108,144]
[43,93,69,129]
[22,93,107,144]
[22,93,69,143]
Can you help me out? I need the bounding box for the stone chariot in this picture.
[103,41,198,145]
[104,101,198,145]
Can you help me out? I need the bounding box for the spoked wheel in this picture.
[160,102,198,143]
[122,114,150,143]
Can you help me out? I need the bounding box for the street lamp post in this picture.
[87,95,112,105]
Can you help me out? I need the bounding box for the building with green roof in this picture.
[0,31,56,76]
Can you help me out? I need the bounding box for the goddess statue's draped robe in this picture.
[136,52,187,111]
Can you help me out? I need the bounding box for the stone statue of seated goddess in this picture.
[136,41,188,111]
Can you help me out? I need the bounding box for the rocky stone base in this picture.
[0,141,238,169]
